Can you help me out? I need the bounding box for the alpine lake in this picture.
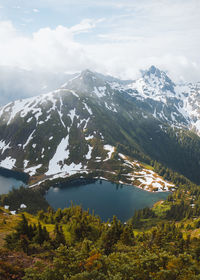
[45,179,170,222]
[0,175,170,222]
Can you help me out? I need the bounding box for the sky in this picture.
[0,0,199,99]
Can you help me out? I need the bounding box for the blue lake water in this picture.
[45,180,170,222]
[0,175,25,195]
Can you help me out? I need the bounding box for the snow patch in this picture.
[27,117,33,123]
[70,90,79,98]
[0,140,10,154]
[85,135,94,141]
[68,108,77,123]
[20,204,27,208]
[83,103,93,115]
[24,164,42,176]
[104,145,115,160]
[24,160,29,169]
[61,162,83,176]
[46,135,70,175]
[23,130,35,149]
[104,102,117,112]
[93,86,106,98]
[57,97,66,128]
[0,157,16,169]
[86,145,93,160]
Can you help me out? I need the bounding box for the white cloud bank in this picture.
[0,20,95,73]
[0,0,199,84]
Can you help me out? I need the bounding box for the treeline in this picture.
[152,160,196,187]
[131,161,200,226]
[116,123,200,185]
[116,142,152,166]
[0,186,49,214]
[131,201,198,228]
[166,128,200,184]
[2,206,200,279]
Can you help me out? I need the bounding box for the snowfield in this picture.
[0,157,16,169]
[119,153,175,192]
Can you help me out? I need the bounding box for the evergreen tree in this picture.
[120,224,135,246]
[54,223,66,247]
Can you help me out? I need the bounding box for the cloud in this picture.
[85,33,200,82]
[33,8,39,13]
[0,20,96,73]
[0,18,100,105]
[0,66,75,105]
[70,18,105,34]
[0,0,199,84]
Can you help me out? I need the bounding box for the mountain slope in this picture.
[0,67,200,184]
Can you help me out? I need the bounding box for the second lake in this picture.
[0,175,25,195]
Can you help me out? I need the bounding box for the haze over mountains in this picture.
[0,66,200,185]
[0,66,76,105]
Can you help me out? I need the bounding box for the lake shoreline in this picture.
[29,171,173,194]
[45,179,170,222]
[0,174,170,222]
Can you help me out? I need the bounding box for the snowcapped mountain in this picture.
[0,66,200,184]
[175,82,200,134]
[111,66,200,134]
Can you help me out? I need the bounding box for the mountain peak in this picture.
[142,65,162,78]
[140,65,175,93]
[149,65,158,74]
[62,69,108,98]
[80,69,95,76]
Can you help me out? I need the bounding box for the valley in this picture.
[0,66,200,279]
[0,1,200,278]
